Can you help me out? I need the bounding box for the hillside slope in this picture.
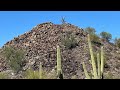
[0,22,120,79]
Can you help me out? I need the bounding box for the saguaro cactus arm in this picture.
[88,34,98,79]
[82,62,91,79]
[39,62,43,79]
[83,34,105,79]
[101,46,104,78]
[97,53,101,79]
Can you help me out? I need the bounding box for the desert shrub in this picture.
[84,27,101,45]
[61,32,78,49]
[2,46,25,73]
[24,69,40,79]
[90,34,101,45]
[0,72,9,79]
[100,31,112,42]
[114,38,120,48]
[84,27,96,35]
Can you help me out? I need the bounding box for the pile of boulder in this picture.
[1,22,120,79]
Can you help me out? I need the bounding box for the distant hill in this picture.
[0,22,120,79]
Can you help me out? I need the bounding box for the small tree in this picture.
[84,27,96,35]
[100,31,112,42]
[2,46,25,73]
[61,17,66,24]
[85,27,100,44]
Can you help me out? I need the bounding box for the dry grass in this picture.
[24,68,57,79]
[0,72,9,79]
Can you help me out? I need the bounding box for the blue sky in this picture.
[0,11,120,47]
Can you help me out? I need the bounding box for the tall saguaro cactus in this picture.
[82,34,104,79]
[57,45,63,79]
[88,34,98,79]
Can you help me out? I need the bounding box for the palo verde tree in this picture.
[2,46,25,73]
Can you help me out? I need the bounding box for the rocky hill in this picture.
[0,22,120,79]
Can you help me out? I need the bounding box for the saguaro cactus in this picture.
[57,45,63,79]
[82,62,91,79]
[97,53,101,79]
[88,34,98,79]
[39,62,43,79]
[82,34,104,79]
[101,46,104,79]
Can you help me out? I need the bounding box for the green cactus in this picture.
[88,34,98,79]
[97,53,101,79]
[83,34,104,79]
[101,46,104,78]
[39,62,43,79]
[57,45,63,79]
[82,62,91,79]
